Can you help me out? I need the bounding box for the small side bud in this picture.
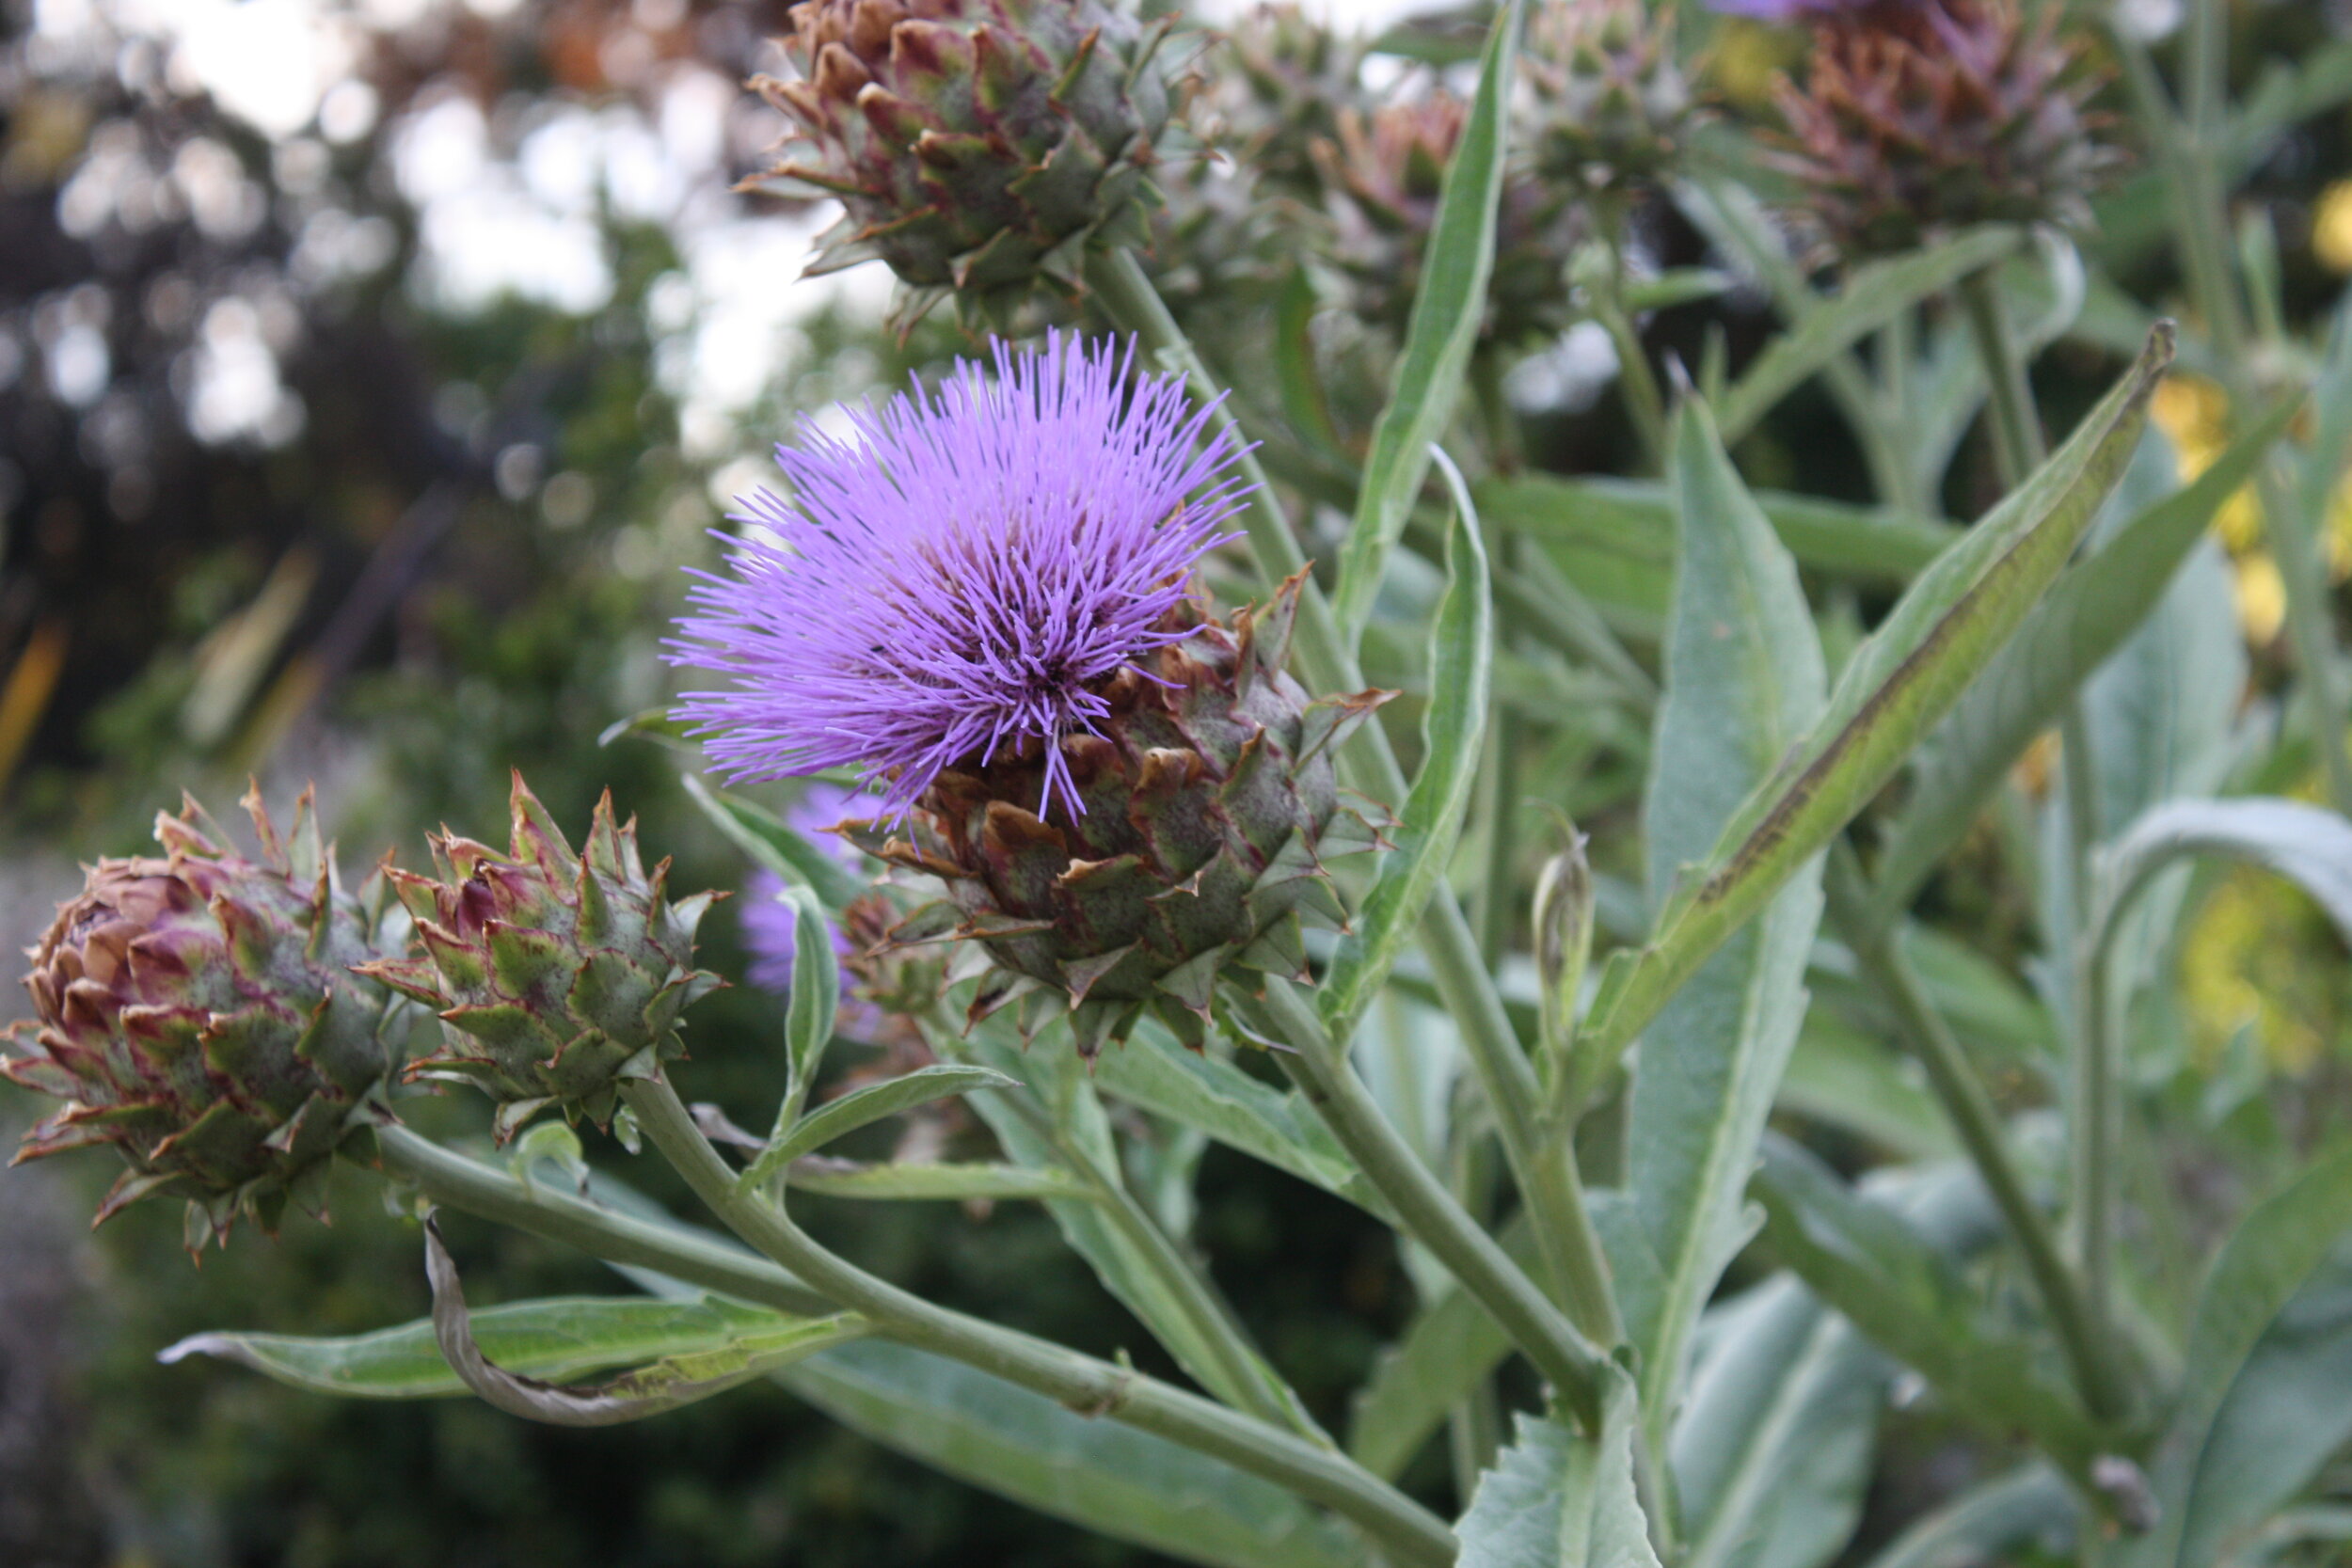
[1532,819,1595,1096]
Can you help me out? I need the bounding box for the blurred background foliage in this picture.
[3,0,2352,1561]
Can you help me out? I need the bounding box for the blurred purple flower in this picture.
[738,784,875,994]
[668,332,1249,824]
[1705,0,1888,19]
[739,869,851,995]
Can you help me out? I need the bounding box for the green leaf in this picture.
[2092,798,2352,959]
[1779,1015,1956,1163]
[1274,265,1345,461]
[739,1064,1020,1190]
[1855,1468,2077,1568]
[773,879,841,1132]
[782,1161,1094,1202]
[1675,1163,2002,1568]
[1751,1137,2106,1483]
[2122,1142,2352,1568]
[1321,453,1492,1038]
[1671,1277,1883,1568]
[1871,399,2296,912]
[1617,395,1826,1443]
[1579,325,2174,1071]
[958,1022,1300,1425]
[160,1291,823,1401]
[778,1339,1363,1568]
[1345,1213,1537,1480]
[417,1218,866,1426]
[1474,472,1957,586]
[677,772,869,911]
[1328,0,1520,644]
[1715,227,2024,444]
[1455,1366,1659,1568]
[1090,1022,1390,1222]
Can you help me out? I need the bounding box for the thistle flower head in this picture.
[669,332,1248,825]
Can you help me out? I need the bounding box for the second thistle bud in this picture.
[1772,0,2121,260]
[751,0,1174,323]
[361,775,723,1140]
[1526,0,1694,196]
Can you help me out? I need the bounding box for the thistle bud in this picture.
[750,0,1174,325]
[2,789,406,1249]
[360,775,723,1141]
[1531,823,1594,1084]
[1315,87,1580,344]
[1526,0,1694,197]
[1772,0,2122,260]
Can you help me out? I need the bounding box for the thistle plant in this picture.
[671,332,1387,1053]
[39,4,2352,1567]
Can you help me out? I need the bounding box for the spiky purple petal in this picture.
[667,333,1249,823]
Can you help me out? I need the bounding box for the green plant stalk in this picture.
[922,1013,1323,1443]
[1958,269,2047,480]
[1823,848,2132,1422]
[2112,21,2352,813]
[614,1078,1460,1568]
[1085,245,1627,1352]
[1594,198,1668,466]
[1238,980,1607,1431]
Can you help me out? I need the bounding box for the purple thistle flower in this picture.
[668,332,1250,824]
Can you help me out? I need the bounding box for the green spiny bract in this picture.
[1,789,407,1251]
[361,774,722,1141]
[1772,0,2121,260]
[1526,0,1694,197]
[750,0,1174,326]
[850,576,1390,1057]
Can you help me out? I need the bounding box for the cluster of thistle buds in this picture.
[2,777,727,1246]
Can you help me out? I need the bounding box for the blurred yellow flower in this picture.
[2314,180,2352,274]
[2150,371,2283,637]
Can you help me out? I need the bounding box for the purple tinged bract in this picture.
[669,333,1249,824]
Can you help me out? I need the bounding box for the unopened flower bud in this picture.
[1532,822,1594,1086]
[360,775,723,1141]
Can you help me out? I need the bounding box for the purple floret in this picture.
[668,332,1249,824]
[1705,0,1887,18]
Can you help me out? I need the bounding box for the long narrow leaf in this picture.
[1579,325,2173,1071]
[677,772,868,911]
[1321,453,1492,1037]
[1329,0,1520,644]
[739,1064,1020,1189]
[1872,397,2299,911]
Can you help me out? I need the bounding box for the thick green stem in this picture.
[1824,849,2132,1422]
[1241,981,1607,1431]
[619,1078,1458,1568]
[917,1006,1315,1439]
[1958,268,2048,480]
[374,1124,836,1317]
[1087,244,1626,1353]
